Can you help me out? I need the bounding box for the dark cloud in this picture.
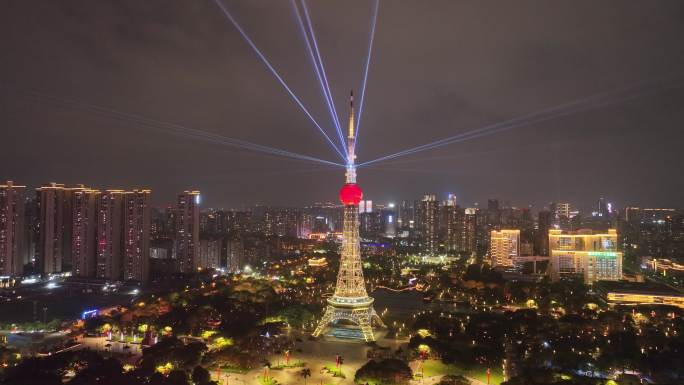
[1,0,683,211]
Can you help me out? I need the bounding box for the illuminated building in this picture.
[380,203,397,237]
[96,190,124,281]
[313,92,384,341]
[549,228,622,283]
[224,237,244,272]
[123,190,151,283]
[199,237,221,269]
[0,181,26,277]
[419,194,439,255]
[444,197,458,253]
[176,191,200,273]
[71,187,100,278]
[552,202,571,219]
[620,207,683,259]
[307,257,328,267]
[489,229,520,268]
[597,281,684,309]
[36,183,74,274]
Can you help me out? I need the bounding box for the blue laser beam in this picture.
[359,76,683,166]
[291,0,346,157]
[300,0,347,156]
[212,0,346,161]
[353,0,380,154]
[18,89,345,168]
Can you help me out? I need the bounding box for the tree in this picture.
[438,375,471,385]
[355,359,412,385]
[191,366,213,385]
[167,369,189,385]
[300,368,312,385]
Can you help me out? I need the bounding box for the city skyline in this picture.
[2,1,684,209]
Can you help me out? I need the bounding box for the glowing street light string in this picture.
[20,90,345,168]
[212,0,346,161]
[291,0,346,157]
[354,0,380,155]
[359,77,683,167]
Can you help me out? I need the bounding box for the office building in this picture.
[549,228,622,283]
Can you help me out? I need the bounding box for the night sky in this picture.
[2,1,683,211]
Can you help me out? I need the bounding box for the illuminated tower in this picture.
[313,91,384,341]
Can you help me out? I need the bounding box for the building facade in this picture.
[176,191,200,273]
[549,228,622,283]
[123,190,151,283]
[71,187,100,278]
[490,229,520,268]
[0,181,26,277]
[419,194,439,255]
[96,190,125,281]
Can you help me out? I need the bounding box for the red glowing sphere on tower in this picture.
[339,183,363,205]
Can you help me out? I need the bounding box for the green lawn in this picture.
[218,365,250,374]
[322,364,346,378]
[271,360,306,370]
[420,359,503,385]
[259,375,279,385]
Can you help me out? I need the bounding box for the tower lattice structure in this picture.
[313,92,384,341]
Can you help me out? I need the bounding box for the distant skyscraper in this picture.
[176,190,200,273]
[549,228,622,283]
[225,237,244,272]
[535,210,553,256]
[71,187,100,278]
[199,237,221,269]
[551,202,571,219]
[489,229,520,268]
[96,190,125,281]
[123,190,151,283]
[0,181,26,277]
[458,208,477,254]
[444,201,458,253]
[419,195,439,255]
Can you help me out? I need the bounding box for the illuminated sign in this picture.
[588,252,617,257]
[81,309,98,320]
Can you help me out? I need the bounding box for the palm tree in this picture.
[300,368,311,385]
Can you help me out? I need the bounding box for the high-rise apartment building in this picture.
[123,190,151,283]
[490,229,520,268]
[36,183,74,274]
[71,187,100,278]
[549,228,622,283]
[96,190,125,281]
[0,181,26,277]
[176,191,200,273]
[419,195,439,255]
[199,237,221,269]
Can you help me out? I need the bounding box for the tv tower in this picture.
[313,91,384,341]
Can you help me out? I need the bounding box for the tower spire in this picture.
[345,90,357,183]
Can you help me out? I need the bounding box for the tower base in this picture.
[313,304,385,342]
